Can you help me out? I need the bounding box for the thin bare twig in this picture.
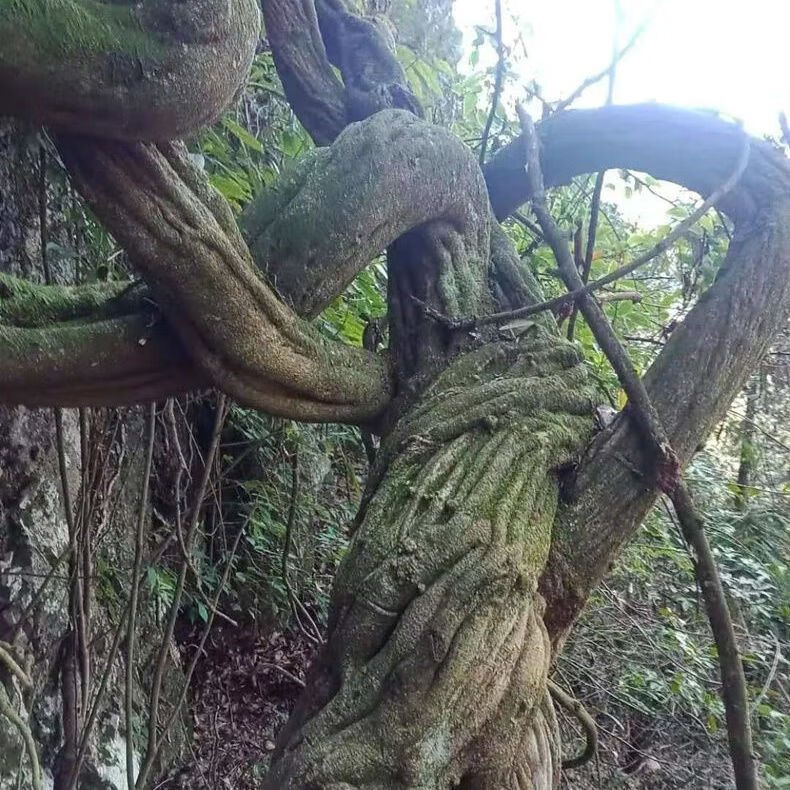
[42,145,90,783]
[126,403,156,790]
[9,543,72,640]
[163,402,235,626]
[157,518,246,739]
[780,112,789,147]
[65,608,128,790]
[568,16,619,341]
[549,679,598,769]
[259,662,306,688]
[479,0,504,165]
[281,447,322,645]
[553,22,646,115]
[512,210,543,241]
[136,395,227,790]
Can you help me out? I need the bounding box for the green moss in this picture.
[0,273,136,327]
[0,0,165,62]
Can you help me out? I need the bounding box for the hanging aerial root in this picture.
[548,679,598,770]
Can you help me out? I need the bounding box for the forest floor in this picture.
[161,622,317,789]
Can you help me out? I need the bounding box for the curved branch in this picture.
[241,110,491,318]
[484,104,789,224]
[0,272,203,405]
[314,0,422,122]
[489,107,790,644]
[0,0,260,140]
[57,134,392,422]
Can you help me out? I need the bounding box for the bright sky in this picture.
[453,0,788,224]
[454,0,789,137]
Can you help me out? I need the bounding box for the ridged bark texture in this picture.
[266,329,596,789]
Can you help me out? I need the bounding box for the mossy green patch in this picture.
[1,0,165,63]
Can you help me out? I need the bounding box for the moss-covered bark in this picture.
[0,0,260,140]
[46,134,396,422]
[266,330,596,788]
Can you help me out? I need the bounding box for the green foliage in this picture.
[214,409,364,625]
[192,52,313,213]
[561,446,789,785]
[318,259,388,347]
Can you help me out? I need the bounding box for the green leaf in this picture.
[222,117,264,153]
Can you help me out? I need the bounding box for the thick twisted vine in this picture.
[0,110,500,418]
[266,331,597,788]
[2,2,790,786]
[56,134,393,422]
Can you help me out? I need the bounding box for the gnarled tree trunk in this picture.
[267,331,596,788]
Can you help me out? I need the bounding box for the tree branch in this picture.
[443,128,748,332]
[241,110,489,319]
[516,102,677,486]
[3,111,494,421]
[314,0,422,122]
[519,108,758,789]
[478,0,505,165]
[484,104,788,224]
[57,135,393,423]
